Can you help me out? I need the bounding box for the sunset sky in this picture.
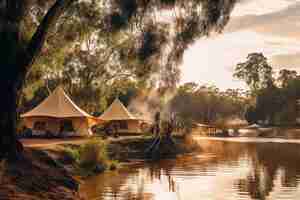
[181,0,300,90]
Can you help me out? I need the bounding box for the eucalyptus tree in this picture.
[234,53,274,94]
[0,0,237,159]
[278,69,298,88]
[169,82,247,129]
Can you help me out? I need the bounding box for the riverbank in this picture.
[0,149,82,200]
[0,135,198,200]
[106,135,199,161]
[55,135,199,176]
[237,127,300,138]
[80,138,300,200]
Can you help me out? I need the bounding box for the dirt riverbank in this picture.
[0,136,197,200]
[0,149,82,200]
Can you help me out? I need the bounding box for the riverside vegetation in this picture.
[0,133,200,199]
[60,135,199,177]
[55,134,200,177]
[62,138,119,177]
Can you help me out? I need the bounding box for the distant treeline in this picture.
[168,82,249,127]
[234,53,300,125]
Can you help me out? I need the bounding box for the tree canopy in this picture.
[20,0,239,120]
[0,0,238,158]
[234,53,273,94]
[168,82,248,128]
[235,53,300,125]
[20,0,237,89]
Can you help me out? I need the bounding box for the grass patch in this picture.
[107,160,120,170]
[79,139,107,168]
[63,147,81,163]
[63,139,118,176]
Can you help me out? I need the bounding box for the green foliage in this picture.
[245,106,257,124]
[108,160,120,170]
[234,53,274,94]
[22,0,237,99]
[78,139,108,169]
[169,82,248,126]
[255,85,284,123]
[19,0,238,119]
[63,138,115,174]
[238,60,300,125]
[64,147,81,163]
[278,69,298,88]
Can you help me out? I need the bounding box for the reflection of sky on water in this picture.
[81,138,300,200]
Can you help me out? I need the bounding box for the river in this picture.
[80,136,300,200]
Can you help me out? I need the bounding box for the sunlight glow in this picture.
[180,0,300,90]
[232,0,299,17]
[181,31,300,90]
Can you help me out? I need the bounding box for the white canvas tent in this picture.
[21,86,100,137]
[99,98,144,134]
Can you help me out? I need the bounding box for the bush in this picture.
[108,160,119,170]
[64,147,80,163]
[63,139,119,175]
[78,139,107,169]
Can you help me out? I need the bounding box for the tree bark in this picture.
[0,0,75,160]
[0,0,24,160]
[0,81,23,160]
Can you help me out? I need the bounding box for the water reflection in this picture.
[80,138,300,200]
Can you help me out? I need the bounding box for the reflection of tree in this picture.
[235,142,300,199]
[235,166,275,200]
[196,140,300,200]
[146,161,178,193]
[80,167,154,200]
[81,140,300,200]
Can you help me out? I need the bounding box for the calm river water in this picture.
[80,137,300,200]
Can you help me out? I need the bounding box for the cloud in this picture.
[181,31,300,90]
[181,0,300,90]
[271,53,300,70]
[231,0,298,17]
[226,1,300,39]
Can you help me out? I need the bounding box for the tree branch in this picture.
[17,0,75,87]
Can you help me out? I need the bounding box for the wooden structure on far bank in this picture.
[192,123,218,136]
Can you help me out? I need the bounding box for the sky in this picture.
[181,0,300,90]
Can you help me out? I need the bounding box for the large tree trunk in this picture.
[0,2,24,160]
[0,81,23,160]
[0,0,75,160]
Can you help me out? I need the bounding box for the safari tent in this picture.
[99,98,145,134]
[21,86,99,137]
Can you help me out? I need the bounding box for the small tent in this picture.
[99,98,144,134]
[21,86,100,137]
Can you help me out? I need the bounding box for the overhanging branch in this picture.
[18,0,75,86]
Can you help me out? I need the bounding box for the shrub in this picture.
[108,160,119,170]
[64,147,80,163]
[78,139,108,169]
[63,139,119,175]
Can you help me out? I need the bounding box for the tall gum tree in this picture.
[0,0,237,160]
[0,0,74,159]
